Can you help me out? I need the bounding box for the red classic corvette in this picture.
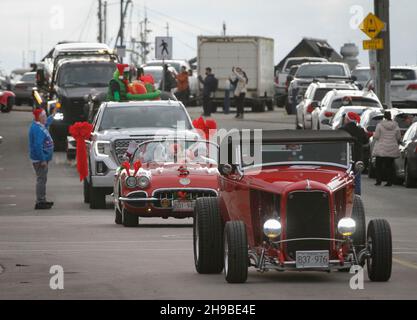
[113,138,219,227]
[194,130,392,283]
[0,90,15,113]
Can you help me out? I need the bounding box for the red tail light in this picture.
[324,112,335,118]
[367,131,374,138]
[307,104,315,114]
[407,84,417,90]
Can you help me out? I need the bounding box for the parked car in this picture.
[6,68,32,90]
[331,106,377,130]
[312,89,382,130]
[368,108,417,179]
[391,66,417,108]
[287,62,352,115]
[274,57,328,107]
[84,100,199,209]
[0,90,15,113]
[359,108,384,171]
[113,138,219,227]
[394,122,417,188]
[143,59,192,74]
[13,72,36,105]
[352,66,371,90]
[193,130,392,283]
[295,81,358,129]
[142,66,178,92]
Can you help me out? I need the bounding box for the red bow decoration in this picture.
[192,117,217,140]
[178,191,187,200]
[69,122,93,182]
[121,161,131,176]
[133,160,142,176]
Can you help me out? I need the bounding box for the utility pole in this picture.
[103,1,107,44]
[222,22,226,37]
[97,0,103,43]
[374,0,391,107]
[139,8,152,64]
[120,0,124,48]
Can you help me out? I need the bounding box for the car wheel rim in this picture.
[194,218,199,262]
[224,237,229,275]
[367,236,373,269]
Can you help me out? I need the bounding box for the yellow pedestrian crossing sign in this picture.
[360,13,385,39]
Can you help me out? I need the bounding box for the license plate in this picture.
[296,251,329,269]
[172,200,195,212]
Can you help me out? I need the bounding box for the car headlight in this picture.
[53,112,64,121]
[94,141,111,157]
[338,218,356,237]
[263,219,282,239]
[137,176,150,189]
[125,176,138,189]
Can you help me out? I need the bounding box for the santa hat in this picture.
[346,112,361,124]
[33,108,45,122]
[117,64,130,79]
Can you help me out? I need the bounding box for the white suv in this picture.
[85,100,199,209]
[391,66,417,108]
[295,81,358,129]
[311,89,383,130]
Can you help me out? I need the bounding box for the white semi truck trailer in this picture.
[197,36,275,112]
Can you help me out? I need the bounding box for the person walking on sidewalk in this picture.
[340,112,369,195]
[372,111,401,187]
[233,67,248,119]
[198,67,218,117]
[29,108,55,210]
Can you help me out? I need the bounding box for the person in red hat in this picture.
[340,112,369,195]
[29,107,56,209]
[106,64,130,102]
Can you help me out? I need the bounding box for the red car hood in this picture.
[244,165,350,194]
[137,163,219,193]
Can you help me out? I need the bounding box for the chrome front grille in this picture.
[153,189,217,208]
[125,191,147,208]
[113,138,149,163]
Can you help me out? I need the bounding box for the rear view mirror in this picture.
[219,164,234,176]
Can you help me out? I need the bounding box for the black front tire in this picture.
[115,206,122,225]
[404,163,417,188]
[122,208,139,227]
[367,219,392,282]
[193,198,224,274]
[89,186,106,209]
[352,195,366,250]
[224,221,248,284]
[83,179,90,204]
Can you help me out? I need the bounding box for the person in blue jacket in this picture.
[29,108,55,209]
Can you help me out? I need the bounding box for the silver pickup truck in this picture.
[85,100,199,209]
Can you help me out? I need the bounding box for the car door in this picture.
[397,127,414,176]
[391,69,417,102]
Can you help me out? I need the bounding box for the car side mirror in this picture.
[355,161,365,175]
[219,164,234,176]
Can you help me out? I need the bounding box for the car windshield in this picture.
[391,69,416,81]
[21,73,36,83]
[286,59,325,70]
[352,69,370,82]
[147,62,181,73]
[296,65,346,78]
[58,63,115,87]
[366,116,383,132]
[242,142,349,168]
[99,105,192,131]
[331,97,380,109]
[143,68,163,83]
[133,140,218,165]
[313,88,333,101]
[395,114,417,130]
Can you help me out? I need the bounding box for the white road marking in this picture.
[0,195,16,198]
[0,204,17,207]
[393,258,417,270]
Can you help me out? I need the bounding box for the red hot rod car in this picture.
[113,138,219,227]
[194,130,392,283]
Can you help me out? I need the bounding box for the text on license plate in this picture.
[296,251,329,269]
[172,200,195,212]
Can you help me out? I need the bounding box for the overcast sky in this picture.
[1,0,417,73]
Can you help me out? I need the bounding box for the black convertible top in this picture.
[227,130,355,144]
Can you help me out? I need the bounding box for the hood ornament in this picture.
[306,179,312,191]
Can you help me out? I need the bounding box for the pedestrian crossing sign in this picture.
[155,37,173,60]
